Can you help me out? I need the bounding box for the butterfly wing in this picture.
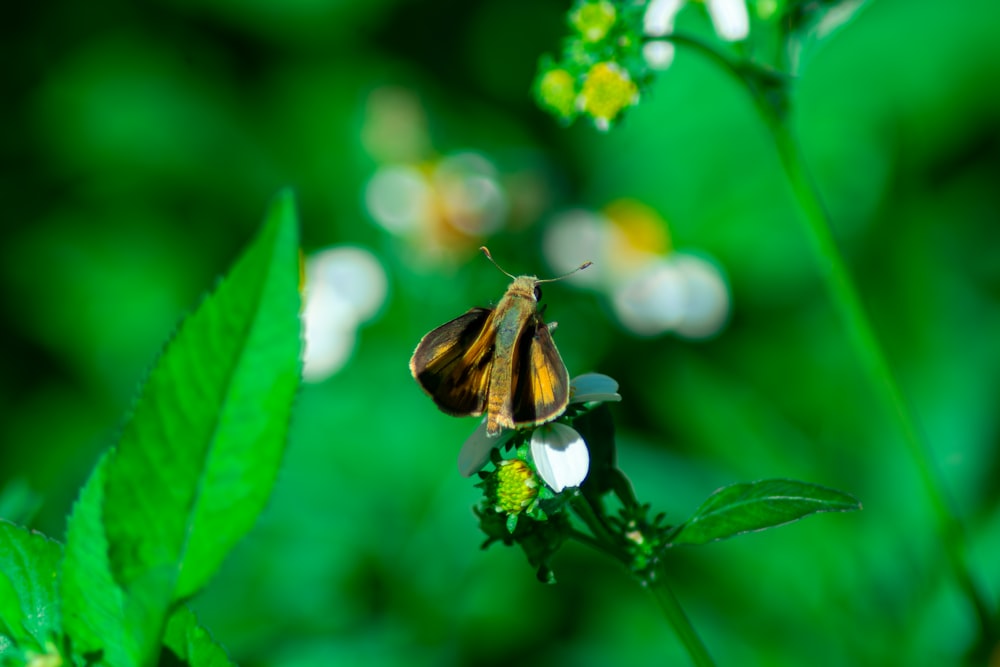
[510,317,570,428]
[410,307,496,417]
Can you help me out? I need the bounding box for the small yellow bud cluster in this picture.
[493,458,539,515]
[570,1,617,42]
[537,68,578,121]
[577,62,640,131]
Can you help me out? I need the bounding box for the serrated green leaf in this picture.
[0,520,63,652]
[62,452,133,667]
[668,479,861,546]
[94,190,302,664]
[162,607,234,667]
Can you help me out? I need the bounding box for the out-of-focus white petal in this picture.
[644,0,684,36]
[531,423,589,492]
[643,40,676,70]
[611,260,686,336]
[458,420,513,477]
[570,373,621,403]
[706,0,749,41]
[302,284,357,382]
[433,152,508,236]
[364,165,432,233]
[307,246,388,323]
[543,209,613,289]
[302,246,389,382]
[672,254,730,339]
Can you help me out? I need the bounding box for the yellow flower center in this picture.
[538,68,578,120]
[494,459,539,514]
[578,62,639,130]
[571,1,617,42]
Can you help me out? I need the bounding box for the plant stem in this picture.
[660,29,993,642]
[761,110,994,639]
[570,492,620,553]
[570,495,717,666]
[647,575,717,667]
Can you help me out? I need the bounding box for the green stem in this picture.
[662,29,994,643]
[566,527,620,559]
[647,575,717,667]
[761,110,994,640]
[569,492,620,552]
[569,495,716,666]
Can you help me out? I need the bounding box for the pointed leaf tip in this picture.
[94,193,302,662]
[669,479,861,547]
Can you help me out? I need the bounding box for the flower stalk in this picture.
[759,104,995,642]
[647,577,717,667]
[651,29,995,643]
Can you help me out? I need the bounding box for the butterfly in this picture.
[410,247,590,437]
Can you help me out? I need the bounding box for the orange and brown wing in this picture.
[510,317,570,428]
[410,307,497,417]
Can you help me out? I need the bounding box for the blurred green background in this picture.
[3,0,999,665]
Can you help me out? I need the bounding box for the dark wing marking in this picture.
[510,317,570,427]
[410,307,496,417]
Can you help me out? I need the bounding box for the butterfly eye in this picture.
[534,285,543,301]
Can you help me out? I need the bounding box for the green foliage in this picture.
[0,521,62,657]
[4,0,1000,665]
[98,191,301,662]
[668,479,861,546]
[0,195,302,666]
[163,608,234,667]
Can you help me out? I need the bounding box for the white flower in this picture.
[458,420,514,478]
[644,0,684,36]
[457,374,622,484]
[570,372,622,403]
[705,0,750,42]
[531,423,590,492]
[610,254,729,339]
[642,0,748,46]
[302,246,387,382]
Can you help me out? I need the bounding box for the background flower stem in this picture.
[661,30,993,643]
[760,109,995,641]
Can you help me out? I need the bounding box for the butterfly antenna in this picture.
[538,260,593,284]
[480,246,516,280]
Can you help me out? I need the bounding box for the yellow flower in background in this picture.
[537,67,578,121]
[570,0,617,42]
[543,199,730,339]
[577,62,639,131]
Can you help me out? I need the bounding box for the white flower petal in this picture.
[644,0,684,36]
[705,0,749,41]
[643,40,676,70]
[611,259,687,336]
[458,420,512,477]
[672,253,730,339]
[570,373,621,403]
[531,423,590,492]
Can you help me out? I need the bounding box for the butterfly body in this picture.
[410,274,571,437]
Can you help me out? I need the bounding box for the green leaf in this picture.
[162,606,234,667]
[62,453,133,667]
[668,479,861,546]
[784,0,870,74]
[87,191,301,664]
[0,520,63,653]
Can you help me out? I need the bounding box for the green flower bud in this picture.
[536,67,579,121]
[570,1,617,42]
